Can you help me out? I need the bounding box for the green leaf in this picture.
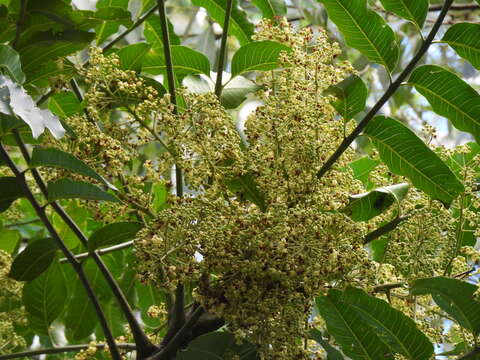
[364,116,464,205]
[152,182,168,212]
[88,221,142,251]
[144,16,180,46]
[345,183,409,222]
[364,216,409,245]
[441,23,480,70]
[24,59,75,88]
[142,46,210,77]
[19,30,94,79]
[309,329,344,360]
[116,43,151,72]
[191,0,254,46]
[48,91,82,118]
[379,0,428,29]
[348,156,379,190]
[9,238,57,281]
[231,40,291,77]
[23,262,67,334]
[226,174,266,212]
[251,0,286,18]
[438,342,470,357]
[318,0,399,72]
[221,76,261,109]
[343,286,433,360]
[47,179,119,203]
[0,222,20,253]
[0,176,26,213]
[316,290,394,360]
[177,331,259,360]
[411,277,480,335]
[30,147,114,189]
[408,65,480,143]
[328,75,368,121]
[0,44,25,83]
[135,282,165,327]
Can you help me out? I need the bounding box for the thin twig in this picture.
[4,218,41,228]
[316,0,455,180]
[59,240,134,263]
[214,0,233,97]
[0,143,122,360]
[0,343,136,360]
[457,347,480,360]
[429,4,480,11]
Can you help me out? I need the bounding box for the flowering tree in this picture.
[1,0,480,359]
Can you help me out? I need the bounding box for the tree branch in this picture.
[316,0,455,180]
[429,4,480,11]
[10,131,158,358]
[0,143,122,360]
[0,343,136,360]
[59,240,134,263]
[457,347,480,360]
[214,0,233,97]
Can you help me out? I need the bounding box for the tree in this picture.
[0,0,480,358]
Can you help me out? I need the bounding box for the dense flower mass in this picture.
[135,19,374,359]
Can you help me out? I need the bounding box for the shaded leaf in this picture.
[0,44,25,83]
[47,179,119,202]
[191,0,254,46]
[30,147,114,189]
[411,277,480,335]
[328,75,368,120]
[364,116,464,205]
[408,65,480,143]
[0,176,26,213]
[88,221,142,251]
[9,238,57,281]
[318,0,399,72]
[144,16,180,46]
[22,262,67,334]
[441,23,480,70]
[142,46,210,77]
[221,76,261,109]
[348,156,379,190]
[251,0,286,18]
[345,183,409,222]
[231,40,291,77]
[309,328,344,360]
[316,290,393,360]
[177,331,259,360]
[226,174,266,212]
[379,0,428,29]
[364,216,410,245]
[343,286,434,360]
[135,282,165,327]
[0,222,20,253]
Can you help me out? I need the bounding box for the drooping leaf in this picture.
[0,75,65,139]
[328,75,368,121]
[251,0,286,18]
[316,290,394,360]
[22,262,67,334]
[177,331,259,360]
[116,43,151,72]
[379,0,428,29]
[47,179,119,203]
[221,76,261,109]
[30,147,114,189]
[9,238,57,281]
[318,0,399,72]
[144,16,180,47]
[343,286,434,360]
[48,91,82,118]
[345,183,409,222]
[226,174,266,212]
[0,176,26,213]
[0,44,25,83]
[191,0,254,46]
[142,46,210,77]
[231,40,291,77]
[309,329,345,360]
[408,65,480,143]
[411,277,480,335]
[441,23,480,70]
[364,116,464,205]
[88,221,143,251]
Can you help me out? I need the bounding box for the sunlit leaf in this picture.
[379,0,428,29]
[142,46,210,77]
[251,0,286,18]
[328,75,368,121]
